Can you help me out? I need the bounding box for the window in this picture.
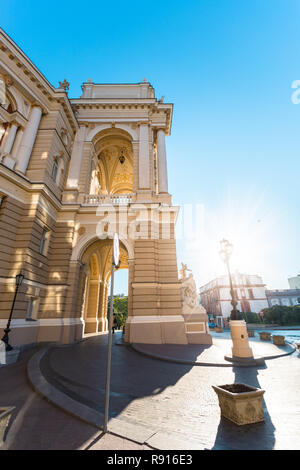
[39,228,50,255]
[51,158,59,182]
[26,297,39,321]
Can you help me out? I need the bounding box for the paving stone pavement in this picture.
[36,332,300,450]
[0,346,151,450]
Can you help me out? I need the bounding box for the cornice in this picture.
[0,28,78,133]
[0,162,62,211]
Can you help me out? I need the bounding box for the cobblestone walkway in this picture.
[39,333,300,450]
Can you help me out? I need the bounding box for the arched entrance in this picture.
[80,238,129,335]
[89,127,134,197]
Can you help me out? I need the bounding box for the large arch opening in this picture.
[80,237,129,335]
[89,128,133,196]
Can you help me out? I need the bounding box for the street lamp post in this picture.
[1,272,24,351]
[219,239,241,321]
[219,240,257,364]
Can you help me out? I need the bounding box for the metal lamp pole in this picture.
[103,233,120,434]
[1,272,24,351]
[219,239,255,362]
[219,239,241,321]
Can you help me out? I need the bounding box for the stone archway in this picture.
[89,127,134,196]
[80,237,130,335]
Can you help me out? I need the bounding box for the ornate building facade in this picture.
[0,28,210,348]
[199,272,268,326]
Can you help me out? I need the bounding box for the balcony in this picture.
[83,193,134,206]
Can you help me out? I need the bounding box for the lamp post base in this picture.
[229,320,254,357]
[1,328,13,352]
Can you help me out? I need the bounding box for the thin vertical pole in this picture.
[103,262,115,433]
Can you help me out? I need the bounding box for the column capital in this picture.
[155,127,166,134]
[137,121,149,127]
[31,101,47,114]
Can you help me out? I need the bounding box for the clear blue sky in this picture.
[2,0,300,293]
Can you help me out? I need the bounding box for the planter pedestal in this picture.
[0,407,15,446]
[272,335,285,346]
[259,332,271,341]
[212,383,265,425]
[224,321,265,365]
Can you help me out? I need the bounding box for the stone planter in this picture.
[215,327,223,333]
[0,407,15,446]
[272,335,285,346]
[247,330,254,337]
[212,383,265,425]
[259,331,271,341]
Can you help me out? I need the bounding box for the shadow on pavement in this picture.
[39,332,197,421]
[0,347,102,450]
[211,365,276,450]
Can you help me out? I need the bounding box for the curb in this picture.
[130,343,233,367]
[130,341,296,368]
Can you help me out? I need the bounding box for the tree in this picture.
[240,312,261,323]
[261,305,300,325]
[107,294,128,328]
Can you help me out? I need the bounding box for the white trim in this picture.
[0,318,83,328]
[127,315,184,323]
[0,277,69,290]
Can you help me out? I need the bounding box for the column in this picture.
[11,127,24,160]
[85,278,100,334]
[157,129,168,194]
[15,105,42,174]
[66,125,87,189]
[0,122,18,169]
[138,123,150,189]
[103,281,109,332]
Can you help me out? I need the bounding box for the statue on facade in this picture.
[58,79,70,91]
[179,262,191,280]
[179,264,212,344]
[180,265,198,311]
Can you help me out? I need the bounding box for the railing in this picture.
[83,193,134,205]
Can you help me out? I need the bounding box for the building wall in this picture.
[0,28,184,347]
[200,272,268,319]
[288,275,300,290]
[266,289,300,307]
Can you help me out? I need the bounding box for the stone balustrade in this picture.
[83,193,134,205]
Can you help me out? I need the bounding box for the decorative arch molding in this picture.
[72,232,134,262]
[87,123,138,142]
[8,86,30,117]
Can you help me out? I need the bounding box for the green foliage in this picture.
[261,305,300,325]
[240,312,261,323]
[107,294,128,328]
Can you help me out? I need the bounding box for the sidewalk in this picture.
[0,346,151,450]
[24,332,300,450]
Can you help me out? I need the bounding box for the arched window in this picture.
[40,227,50,255]
[51,157,59,182]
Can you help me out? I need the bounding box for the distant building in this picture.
[266,289,300,307]
[288,275,300,290]
[199,272,268,327]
